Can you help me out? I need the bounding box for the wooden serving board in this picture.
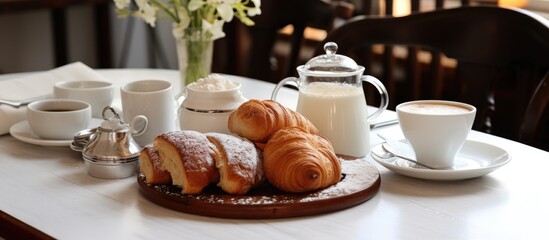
[138,158,380,219]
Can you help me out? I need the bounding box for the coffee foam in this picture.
[400,102,471,115]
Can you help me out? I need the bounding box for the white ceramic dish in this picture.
[9,119,102,147]
[178,107,233,134]
[371,140,511,180]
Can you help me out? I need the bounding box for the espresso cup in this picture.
[54,80,114,118]
[27,99,92,140]
[396,100,476,169]
[121,80,176,146]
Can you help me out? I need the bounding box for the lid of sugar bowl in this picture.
[82,107,143,163]
[302,42,362,74]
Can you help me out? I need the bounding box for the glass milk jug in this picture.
[271,42,389,158]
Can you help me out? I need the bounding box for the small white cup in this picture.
[54,80,114,118]
[396,100,476,169]
[121,80,176,146]
[27,99,92,140]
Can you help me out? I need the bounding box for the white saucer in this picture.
[9,119,102,147]
[371,140,511,180]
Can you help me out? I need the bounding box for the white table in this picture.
[1,69,548,240]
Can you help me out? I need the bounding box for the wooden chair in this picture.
[520,73,549,150]
[315,6,549,148]
[361,0,473,15]
[360,0,477,109]
[283,0,355,78]
[245,0,355,83]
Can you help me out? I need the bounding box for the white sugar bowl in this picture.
[178,75,247,133]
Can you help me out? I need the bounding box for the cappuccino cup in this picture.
[396,100,476,169]
[27,99,92,140]
[54,80,114,118]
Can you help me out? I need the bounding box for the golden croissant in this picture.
[228,99,318,144]
[263,127,341,193]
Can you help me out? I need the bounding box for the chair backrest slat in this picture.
[520,74,549,149]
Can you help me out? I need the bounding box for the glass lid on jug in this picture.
[303,42,361,74]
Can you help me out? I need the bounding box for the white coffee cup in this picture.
[121,80,176,146]
[396,100,476,169]
[53,80,114,118]
[27,99,92,140]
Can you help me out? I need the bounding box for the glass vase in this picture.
[175,30,214,95]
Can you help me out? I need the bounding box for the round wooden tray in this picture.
[138,158,381,219]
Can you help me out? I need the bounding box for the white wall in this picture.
[110,6,179,69]
[0,9,55,73]
[0,2,179,74]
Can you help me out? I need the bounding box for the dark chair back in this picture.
[359,0,475,110]
[364,0,471,15]
[521,73,549,150]
[316,6,549,147]
[245,0,354,83]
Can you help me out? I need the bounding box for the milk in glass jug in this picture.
[271,42,388,158]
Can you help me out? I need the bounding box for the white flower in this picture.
[176,7,190,28]
[202,19,226,40]
[172,22,185,39]
[216,1,235,22]
[113,0,261,40]
[134,0,157,27]
[188,0,205,11]
[114,0,130,9]
[248,0,262,16]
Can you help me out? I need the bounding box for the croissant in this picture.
[154,131,219,194]
[139,144,172,185]
[205,132,265,195]
[228,99,318,144]
[263,126,341,193]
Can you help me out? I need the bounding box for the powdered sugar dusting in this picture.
[143,144,162,170]
[206,132,261,178]
[159,131,215,171]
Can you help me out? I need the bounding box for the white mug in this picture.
[27,99,91,140]
[121,80,177,146]
[54,80,114,118]
[397,100,476,169]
